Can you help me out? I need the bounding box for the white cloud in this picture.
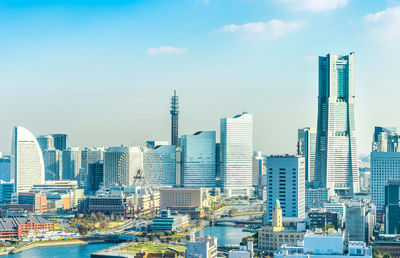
[364,7,400,49]
[216,19,305,42]
[147,46,187,55]
[277,0,348,12]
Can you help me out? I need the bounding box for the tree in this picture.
[372,247,382,258]
[228,208,238,217]
[383,253,392,258]
[100,221,108,229]
[90,213,97,222]
[78,224,89,236]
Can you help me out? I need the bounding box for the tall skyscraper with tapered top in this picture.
[170,90,179,146]
[315,53,359,196]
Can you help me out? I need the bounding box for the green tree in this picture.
[383,253,392,258]
[78,224,89,236]
[372,247,382,258]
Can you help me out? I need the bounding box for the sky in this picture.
[1,0,400,155]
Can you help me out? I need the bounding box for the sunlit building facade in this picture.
[181,131,216,188]
[11,126,45,193]
[315,53,359,196]
[220,113,253,197]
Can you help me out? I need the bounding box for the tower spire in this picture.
[170,90,179,146]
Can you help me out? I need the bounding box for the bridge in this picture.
[211,219,262,226]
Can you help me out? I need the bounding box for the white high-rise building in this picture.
[104,146,144,187]
[266,155,305,222]
[104,146,127,187]
[11,126,45,193]
[220,112,253,197]
[315,53,359,196]
[181,131,216,188]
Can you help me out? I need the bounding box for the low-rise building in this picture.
[274,231,372,257]
[305,188,332,210]
[79,194,134,217]
[0,217,54,238]
[308,208,341,230]
[186,236,218,258]
[45,192,71,210]
[323,202,346,221]
[373,234,400,258]
[16,192,48,213]
[160,187,210,210]
[258,200,305,255]
[151,210,189,231]
[228,240,254,258]
[0,182,13,204]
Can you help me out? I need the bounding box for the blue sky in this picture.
[1,0,400,155]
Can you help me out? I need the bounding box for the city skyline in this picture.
[1,0,400,155]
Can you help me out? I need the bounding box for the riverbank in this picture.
[229,210,264,216]
[7,238,105,255]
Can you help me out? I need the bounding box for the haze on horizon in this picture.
[1,0,400,156]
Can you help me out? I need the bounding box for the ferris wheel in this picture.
[117,143,163,188]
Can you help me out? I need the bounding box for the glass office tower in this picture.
[180,131,216,187]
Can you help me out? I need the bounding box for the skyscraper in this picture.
[315,53,359,196]
[266,155,305,222]
[372,126,399,152]
[104,146,126,187]
[385,179,400,234]
[170,90,179,146]
[180,131,216,188]
[103,146,144,187]
[43,149,62,180]
[87,161,104,194]
[220,112,253,197]
[81,147,104,187]
[252,151,264,186]
[153,145,177,186]
[0,153,11,182]
[370,152,400,216]
[37,135,54,151]
[52,134,68,151]
[297,127,316,183]
[62,147,81,180]
[11,126,45,193]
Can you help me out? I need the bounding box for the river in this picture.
[196,225,254,246]
[8,243,116,258]
[8,215,257,256]
[195,214,257,246]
